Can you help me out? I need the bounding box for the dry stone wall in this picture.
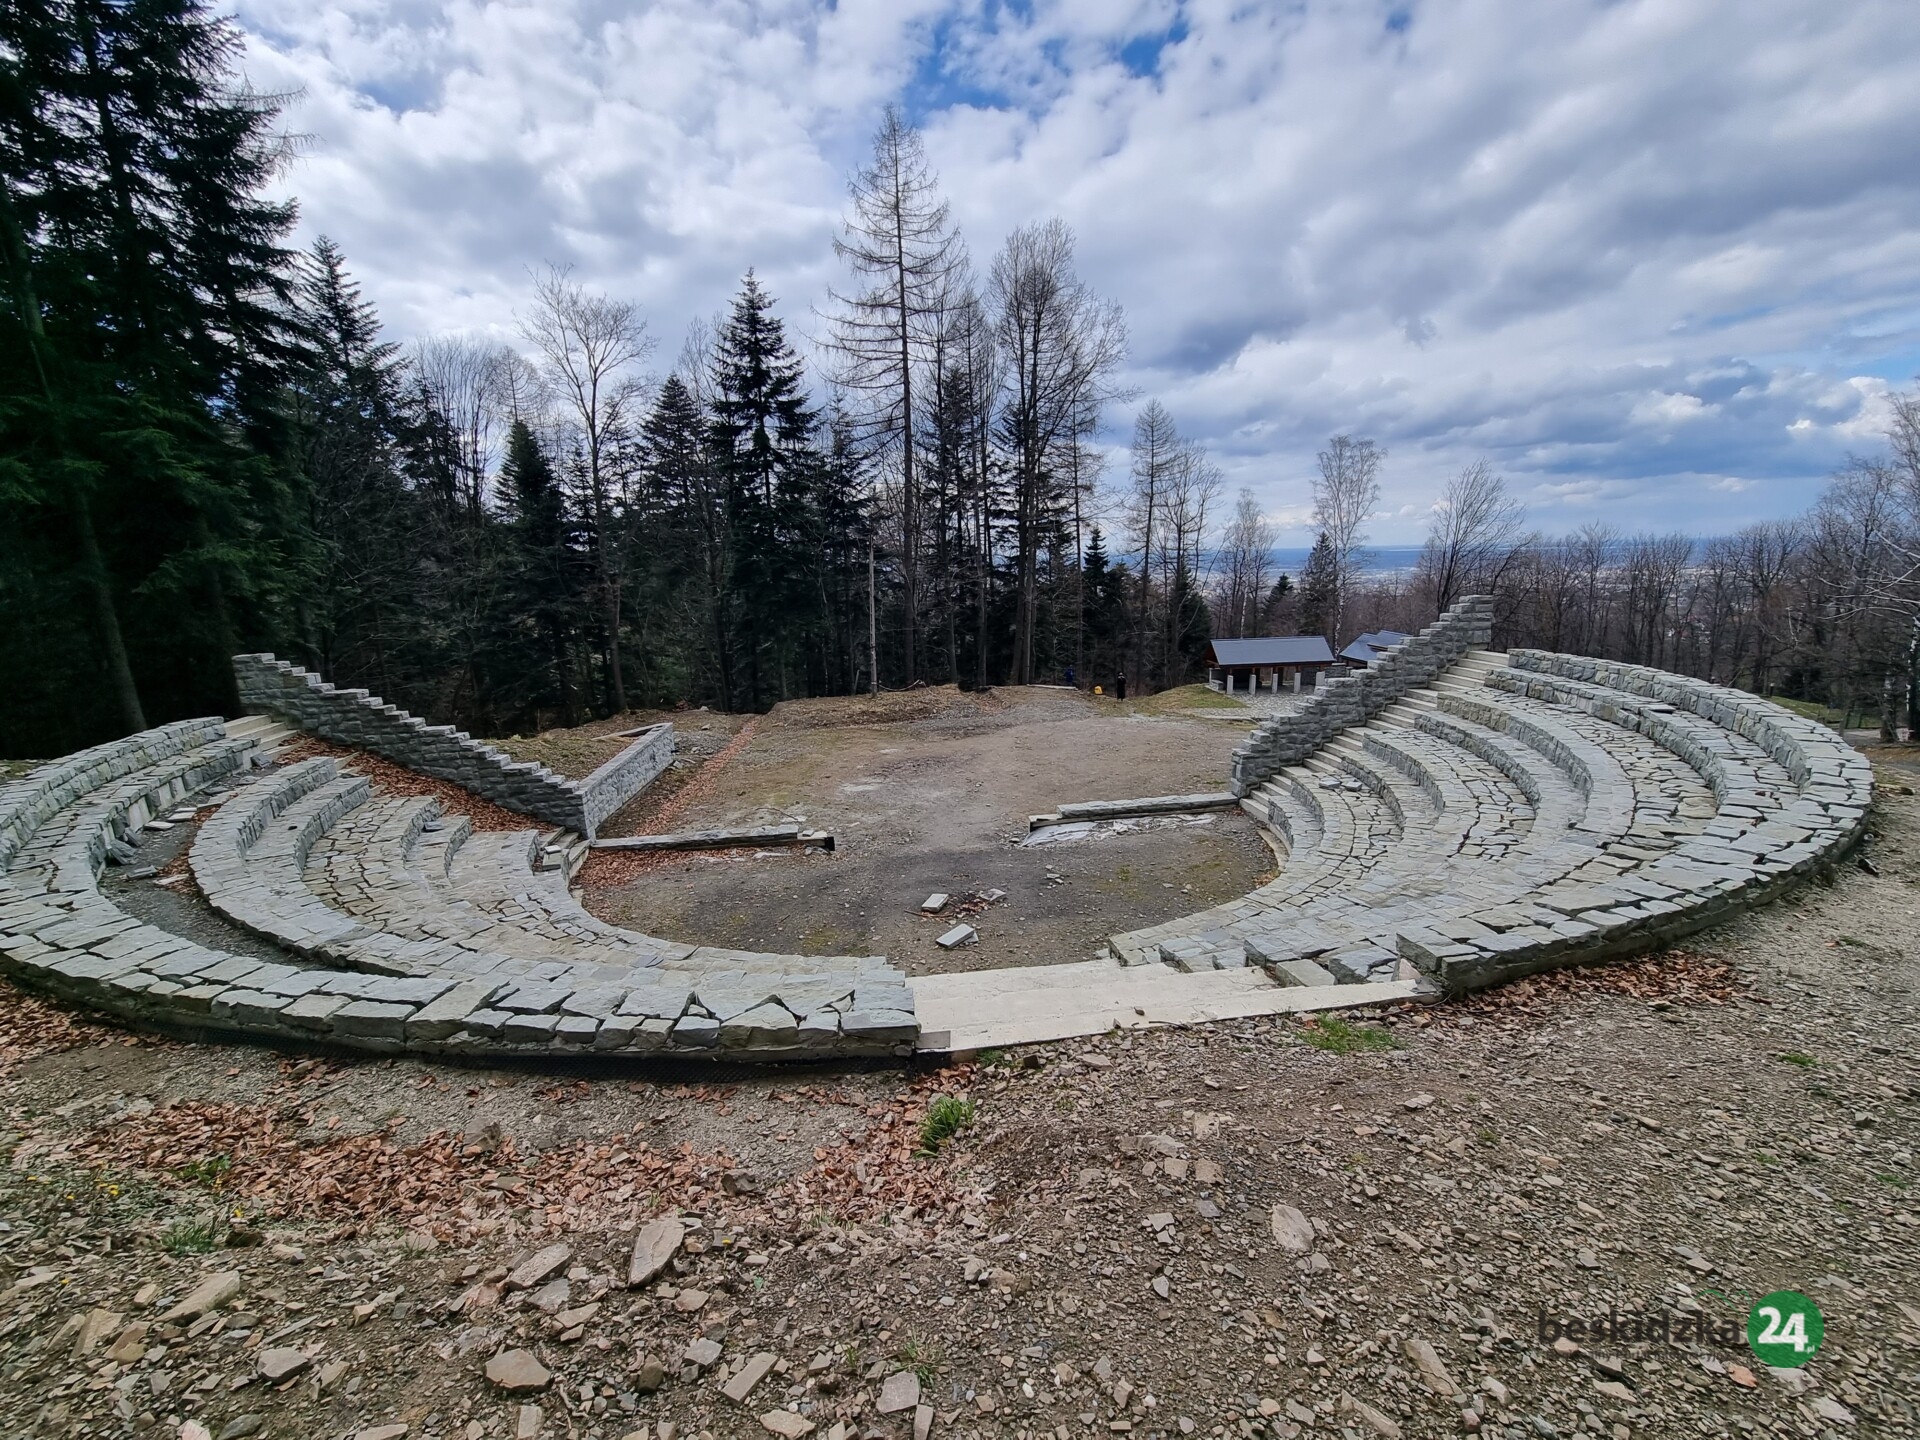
[231,654,671,838]
[1229,596,1494,797]
[0,722,913,1061]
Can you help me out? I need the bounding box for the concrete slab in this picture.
[910,961,1422,1053]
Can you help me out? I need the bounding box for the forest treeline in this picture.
[3,0,1917,756]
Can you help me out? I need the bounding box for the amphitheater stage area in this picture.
[0,600,1880,1064]
[576,686,1276,980]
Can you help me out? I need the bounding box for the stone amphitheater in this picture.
[0,598,1874,1064]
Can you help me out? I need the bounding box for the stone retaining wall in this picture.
[231,655,672,838]
[1,718,229,870]
[1390,652,1872,992]
[1229,596,1494,797]
[0,724,913,1062]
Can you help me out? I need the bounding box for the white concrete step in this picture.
[910,961,1423,1053]
[225,714,295,752]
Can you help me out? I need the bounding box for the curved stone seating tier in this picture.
[1122,620,1872,993]
[0,597,1875,1057]
[0,725,914,1060]
[184,759,914,1055]
[1126,769,1404,971]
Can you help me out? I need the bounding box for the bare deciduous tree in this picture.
[826,106,962,685]
[1126,399,1181,686]
[1417,459,1526,613]
[1216,488,1277,639]
[414,336,514,522]
[989,219,1126,685]
[1313,434,1383,644]
[520,264,652,711]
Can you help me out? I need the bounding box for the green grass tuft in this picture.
[178,1152,232,1189]
[1778,1051,1817,1067]
[1298,1015,1401,1054]
[161,1217,220,1255]
[918,1095,975,1155]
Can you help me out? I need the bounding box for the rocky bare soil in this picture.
[1,779,1917,1440]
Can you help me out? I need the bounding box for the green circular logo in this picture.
[1747,1291,1824,1367]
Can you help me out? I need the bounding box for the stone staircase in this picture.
[1111,640,1870,995]
[0,598,1876,1062]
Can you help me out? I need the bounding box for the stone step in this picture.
[910,960,1425,1053]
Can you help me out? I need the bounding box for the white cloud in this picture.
[235,0,1920,540]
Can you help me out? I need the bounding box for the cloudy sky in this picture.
[233,0,1920,544]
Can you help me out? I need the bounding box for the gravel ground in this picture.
[1,763,1915,1440]
[578,688,1272,975]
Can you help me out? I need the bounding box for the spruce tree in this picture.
[497,419,577,725]
[1299,532,1339,642]
[0,0,301,742]
[708,272,819,708]
[643,373,733,705]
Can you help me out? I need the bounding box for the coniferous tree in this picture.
[497,419,577,725]
[643,372,733,706]
[1299,532,1339,642]
[0,0,301,744]
[709,272,818,709]
[285,237,418,688]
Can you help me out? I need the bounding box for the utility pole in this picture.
[868,538,880,696]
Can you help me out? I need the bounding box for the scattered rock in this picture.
[628,1217,686,1287]
[354,1427,409,1440]
[1672,1244,1715,1274]
[485,1348,553,1393]
[1269,1203,1316,1253]
[759,1412,815,1438]
[1403,1338,1459,1396]
[106,1321,149,1365]
[506,1245,571,1291]
[723,1352,780,1404]
[160,1270,243,1322]
[1337,1393,1403,1439]
[72,1307,123,1357]
[878,1370,922,1414]
[257,1347,311,1382]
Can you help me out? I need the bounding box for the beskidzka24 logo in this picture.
[1537,1291,1824,1367]
[1747,1291,1824,1367]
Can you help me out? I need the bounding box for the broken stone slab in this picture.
[1401,1337,1459,1396]
[591,824,827,854]
[722,1351,779,1404]
[935,924,977,949]
[506,1244,571,1291]
[877,1370,921,1414]
[258,1346,312,1382]
[1269,1203,1316,1253]
[759,1412,815,1438]
[1029,792,1237,831]
[920,893,949,914]
[160,1270,243,1322]
[485,1348,552,1392]
[627,1216,686,1287]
